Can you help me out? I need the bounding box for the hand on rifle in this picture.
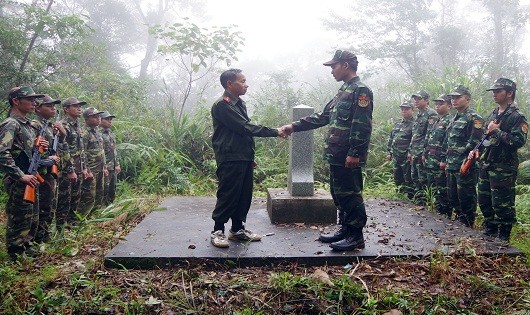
[52,122,67,138]
[49,154,60,165]
[467,149,480,161]
[487,120,500,134]
[37,138,49,150]
[20,174,38,188]
[68,171,77,183]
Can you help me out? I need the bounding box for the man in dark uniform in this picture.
[31,95,65,243]
[424,94,452,217]
[386,101,414,199]
[408,90,437,206]
[441,85,484,227]
[210,68,284,248]
[0,86,46,259]
[281,50,373,251]
[476,78,527,242]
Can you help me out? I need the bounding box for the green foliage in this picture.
[151,18,244,71]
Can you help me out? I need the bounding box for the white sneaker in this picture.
[228,229,262,242]
[211,230,229,248]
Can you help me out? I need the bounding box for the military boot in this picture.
[329,227,365,251]
[482,222,498,238]
[497,225,512,242]
[319,225,348,243]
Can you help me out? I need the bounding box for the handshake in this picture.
[277,124,294,139]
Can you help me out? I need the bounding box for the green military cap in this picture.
[38,94,61,106]
[411,90,429,99]
[323,49,358,66]
[83,107,104,118]
[486,78,516,91]
[8,86,44,100]
[100,111,116,119]
[62,97,87,107]
[448,85,471,97]
[433,94,451,103]
[399,100,413,108]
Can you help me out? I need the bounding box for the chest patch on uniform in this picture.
[223,96,231,103]
[473,119,483,129]
[428,118,436,125]
[521,122,528,134]
[357,94,370,108]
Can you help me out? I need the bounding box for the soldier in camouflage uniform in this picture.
[56,97,88,228]
[441,85,484,227]
[0,86,45,259]
[477,78,527,242]
[423,94,452,217]
[282,50,373,251]
[31,95,66,243]
[386,101,414,199]
[100,111,121,206]
[408,90,438,206]
[78,107,106,217]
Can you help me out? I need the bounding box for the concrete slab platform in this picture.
[104,197,522,269]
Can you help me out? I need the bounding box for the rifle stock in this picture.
[24,120,48,204]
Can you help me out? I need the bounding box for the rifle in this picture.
[23,120,48,203]
[459,111,507,175]
[50,112,61,177]
[459,133,490,175]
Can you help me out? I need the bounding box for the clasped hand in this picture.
[277,124,294,139]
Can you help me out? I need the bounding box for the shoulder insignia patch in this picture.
[473,119,483,129]
[521,122,528,134]
[223,96,231,103]
[357,94,370,108]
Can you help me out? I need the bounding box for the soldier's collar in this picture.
[10,113,30,123]
[222,92,239,105]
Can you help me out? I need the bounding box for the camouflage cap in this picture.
[83,107,104,118]
[433,94,451,103]
[399,100,413,108]
[411,90,429,99]
[8,86,44,100]
[323,50,358,66]
[62,97,87,107]
[38,94,61,106]
[448,85,471,97]
[100,111,116,119]
[486,78,517,91]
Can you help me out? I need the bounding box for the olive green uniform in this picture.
[78,125,106,216]
[478,105,527,238]
[442,107,484,226]
[292,76,373,231]
[56,116,85,226]
[0,114,38,257]
[387,116,414,198]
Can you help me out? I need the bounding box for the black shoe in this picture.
[497,225,512,242]
[329,235,365,251]
[319,226,348,243]
[482,223,498,238]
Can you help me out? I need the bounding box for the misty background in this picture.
[2,0,530,188]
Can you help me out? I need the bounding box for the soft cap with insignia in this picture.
[433,94,451,103]
[486,78,517,91]
[399,100,412,108]
[38,94,61,106]
[411,90,429,99]
[448,85,471,97]
[323,50,358,66]
[8,86,44,100]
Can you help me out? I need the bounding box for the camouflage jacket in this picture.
[211,91,279,163]
[82,125,106,172]
[101,127,120,171]
[292,76,373,166]
[61,116,85,174]
[31,117,58,175]
[387,117,414,160]
[0,114,36,179]
[442,107,484,171]
[409,107,437,156]
[423,113,451,169]
[480,104,528,171]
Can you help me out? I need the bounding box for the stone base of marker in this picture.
[267,188,337,224]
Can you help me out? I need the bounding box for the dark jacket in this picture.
[211,91,278,163]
